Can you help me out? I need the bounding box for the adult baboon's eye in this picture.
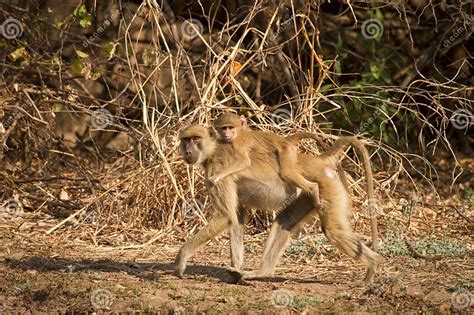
[192,136,201,142]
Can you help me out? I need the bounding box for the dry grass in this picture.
[0,1,472,247]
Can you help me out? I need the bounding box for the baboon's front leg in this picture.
[175,214,231,277]
[230,207,247,271]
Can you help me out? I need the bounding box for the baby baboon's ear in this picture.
[239,115,248,129]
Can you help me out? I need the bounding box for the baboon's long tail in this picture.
[321,136,379,250]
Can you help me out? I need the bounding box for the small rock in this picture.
[115,284,126,290]
[224,297,236,304]
[424,290,450,305]
[439,302,451,313]
[5,251,25,261]
[59,189,70,201]
[406,285,424,297]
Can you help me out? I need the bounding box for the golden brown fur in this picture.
[177,124,380,283]
[212,112,322,207]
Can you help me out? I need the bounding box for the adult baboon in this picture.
[177,125,380,282]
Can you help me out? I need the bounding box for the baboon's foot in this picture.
[238,269,274,280]
[363,264,377,284]
[174,252,188,278]
[230,259,244,272]
[173,264,185,278]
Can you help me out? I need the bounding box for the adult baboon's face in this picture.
[179,125,215,165]
[180,135,203,164]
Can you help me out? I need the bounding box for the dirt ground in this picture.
[0,217,472,314]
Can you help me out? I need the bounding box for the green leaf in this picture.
[375,8,384,21]
[142,49,159,65]
[334,60,342,76]
[319,84,333,93]
[73,4,92,28]
[335,35,343,52]
[235,95,244,106]
[381,72,392,84]
[370,63,380,80]
[71,59,84,75]
[8,47,27,61]
[75,50,89,58]
[91,70,101,80]
[55,20,66,29]
[103,42,117,61]
[51,55,60,65]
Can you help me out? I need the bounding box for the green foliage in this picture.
[285,236,334,257]
[464,188,474,205]
[73,5,92,28]
[378,227,409,257]
[414,236,469,257]
[367,61,391,84]
[245,243,258,253]
[379,220,469,258]
[457,274,474,289]
[70,59,84,75]
[8,47,27,62]
[318,6,425,144]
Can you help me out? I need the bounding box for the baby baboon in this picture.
[177,124,380,283]
[211,112,323,207]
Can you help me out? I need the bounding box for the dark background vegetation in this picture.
[0,0,472,244]
[0,0,472,313]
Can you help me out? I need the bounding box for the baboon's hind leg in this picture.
[279,146,322,208]
[318,203,380,283]
[240,195,316,279]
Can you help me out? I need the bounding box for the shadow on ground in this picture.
[2,256,333,285]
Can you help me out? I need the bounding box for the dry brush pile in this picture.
[0,1,472,246]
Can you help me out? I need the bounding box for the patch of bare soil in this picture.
[0,220,472,313]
